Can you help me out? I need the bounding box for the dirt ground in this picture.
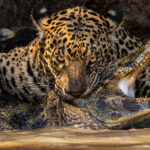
[0,0,150,42]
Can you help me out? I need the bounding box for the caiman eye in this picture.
[89,56,97,63]
[57,55,65,63]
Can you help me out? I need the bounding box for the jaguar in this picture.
[0,4,150,129]
[0,4,146,101]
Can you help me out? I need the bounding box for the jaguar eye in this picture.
[57,55,65,63]
[89,56,97,63]
[58,63,65,69]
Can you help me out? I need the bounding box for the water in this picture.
[1,128,150,150]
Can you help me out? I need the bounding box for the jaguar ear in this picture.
[31,3,50,30]
[104,5,123,32]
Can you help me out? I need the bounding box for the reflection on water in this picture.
[1,128,150,150]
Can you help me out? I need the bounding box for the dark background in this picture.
[0,0,150,42]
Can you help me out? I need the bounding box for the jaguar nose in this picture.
[65,87,86,97]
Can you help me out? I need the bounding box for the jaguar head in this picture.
[32,4,123,100]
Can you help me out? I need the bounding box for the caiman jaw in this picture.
[109,43,150,98]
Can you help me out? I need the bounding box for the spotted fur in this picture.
[0,5,144,102]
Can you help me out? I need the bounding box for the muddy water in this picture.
[1,128,150,150]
